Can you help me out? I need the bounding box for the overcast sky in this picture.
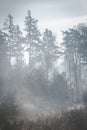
[0,0,87,36]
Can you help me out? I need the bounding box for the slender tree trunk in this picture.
[69,53,74,105]
[73,52,79,103]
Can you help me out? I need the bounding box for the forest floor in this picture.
[0,106,87,130]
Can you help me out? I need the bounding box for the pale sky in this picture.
[0,0,87,39]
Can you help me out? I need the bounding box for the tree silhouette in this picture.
[24,10,41,68]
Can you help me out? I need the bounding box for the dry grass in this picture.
[0,106,87,130]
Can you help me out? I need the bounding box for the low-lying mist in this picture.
[0,63,70,118]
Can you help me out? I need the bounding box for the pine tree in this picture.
[24,10,41,68]
[42,29,59,80]
[62,27,81,103]
[2,14,24,66]
[2,14,15,63]
[13,25,24,66]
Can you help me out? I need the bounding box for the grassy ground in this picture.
[0,106,87,130]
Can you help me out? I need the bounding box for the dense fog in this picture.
[0,10,87,119]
